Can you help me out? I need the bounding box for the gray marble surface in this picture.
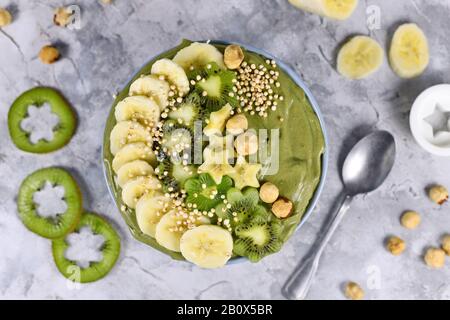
[0,0,449,300]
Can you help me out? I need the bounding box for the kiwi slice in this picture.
[215,187,268,228]
[52,213,121,283]
[168,93,205,128]
[8,87,76,153]
[194,63,238,112]
[161,120,193,157]
[17,167,82,239]
[156,159,197,193]
[184,173,233,211]
[233,219,283,262]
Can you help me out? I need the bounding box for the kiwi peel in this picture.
[184,173,233,211]
[8,87,76,153]
[52,212,121,283]
[194,63,238,112]
[215,187,269,228]
[233,219,283,262]
[17,167,82,239]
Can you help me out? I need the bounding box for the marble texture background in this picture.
[0,0,449,300]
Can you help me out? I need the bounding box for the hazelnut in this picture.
[54,7,72,27]
[101,0,113,3]
[224,45,244,70]
[442,235,450,256]
[234,131,258,156]
[39,46,60,64]
[344,282,364,300]
[0,8,12,27]
[259,182,279,204]
[226,114,248,135]
[428,185,448,205]
[424,248,446,269]
[400,211,421,230]
[386,236,406,256]
[271,198,293,218]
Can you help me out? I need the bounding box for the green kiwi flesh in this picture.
[184,173,233,211]
[233,219,283,262]
[8,87,77,153]
[168,93,204,128]
[52,212,121,283]
[17,167,82,239]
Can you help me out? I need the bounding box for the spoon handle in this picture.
[282,194,353,300]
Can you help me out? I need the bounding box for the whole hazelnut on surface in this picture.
[54,7,72,27]
[428,185,448,205]
[259,182,279,204]
[386,236,406,256]
[0,7,12,27]
[401,211,421,230]
[271,198,293,218]
[344,282,364,300]
[226,114,248,136]
[234,131,258,156]
[39,46,60,64]
[424,248,446,268]
[441,235,450,256]
[101,0,113,4]
[224,45,244,70]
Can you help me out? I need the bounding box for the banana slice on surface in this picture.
[115,96,161,124]
[116,160,154,187]
[389,23,429,79]
[112,142,156,172]
[136,193,171,238]
[337,36,383,79]
[129,75,170,110]
[173,42,226,72]
[155,211,185,252]
[180,225,233,269]
[151,59,190,97]
[288,0,358,20]
[121,175,162,209]
[110,121,152,155]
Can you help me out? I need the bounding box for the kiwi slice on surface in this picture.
[52,212,121,283]
[8,87,76,153]
[194,63,238,112]
[17,167,82,239]
[184,173,233,211]
[215,187,268,228]
[233,219,283,262]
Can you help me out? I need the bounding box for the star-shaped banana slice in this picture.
[198,161,234,184]
[203,104,232,136]
[228,156,262,190]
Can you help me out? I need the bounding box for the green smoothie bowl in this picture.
[102,40,327,268]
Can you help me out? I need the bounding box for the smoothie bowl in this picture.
[103,40,327,268]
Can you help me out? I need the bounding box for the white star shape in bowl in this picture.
[424,104,450,137]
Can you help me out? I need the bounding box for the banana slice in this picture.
[337,36,383,79]
[115,96,161,124]
[112,142,156,172]
[173,42,226,72]
[136,193,171,238]
[121,175,162,209]
[155,211,185,252]
[288,0,358,20]
[129,75,170,110]
[203,104,233,136]
[151,59,190,97]
[110,121,152,155]
[180,225,233,269]
[116,159,154,187]
[389,23,429,79]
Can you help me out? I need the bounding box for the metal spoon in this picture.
[282,130,396,300]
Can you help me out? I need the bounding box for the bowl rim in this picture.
[101,40,329,265]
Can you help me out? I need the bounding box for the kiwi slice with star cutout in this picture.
[184,173,233,211]
[52,212,121,283]
[233,218,283,262]
[194,63,238,112]
[17,167,82,239]
[8,87,76,153]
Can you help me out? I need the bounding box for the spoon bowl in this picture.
[342,131,396,195]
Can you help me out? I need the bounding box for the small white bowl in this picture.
[410,84,450,157]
